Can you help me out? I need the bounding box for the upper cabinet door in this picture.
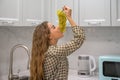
[0,0,21,26]
[79,0,111,27]
[51,0,78,26]
[44,0,51,22]
[111,0,120,26]
[22,0,44,26]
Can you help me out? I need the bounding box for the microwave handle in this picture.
[90,56,96,72]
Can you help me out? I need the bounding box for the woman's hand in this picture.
[63,5,72,18]
[63,5,77,27]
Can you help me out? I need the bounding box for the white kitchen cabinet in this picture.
[111,0,120,26]
[0,0,44,27]
[0,0,22,26]
[1,0,119,27]
[79,0,111,27]
[44,0,51,22]
[50,0,78,26]
[22,0,44,26]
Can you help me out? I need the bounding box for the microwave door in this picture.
[103,61,120,78]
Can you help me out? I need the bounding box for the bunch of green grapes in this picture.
[57,10,67,32]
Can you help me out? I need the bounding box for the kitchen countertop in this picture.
[1,69,99,80]
[68,69,99,80]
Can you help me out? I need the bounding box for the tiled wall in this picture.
[0,26,120,79]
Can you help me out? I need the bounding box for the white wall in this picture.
[0,26,120,79]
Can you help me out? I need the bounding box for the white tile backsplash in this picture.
[0,26,120,79]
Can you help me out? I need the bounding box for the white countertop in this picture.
[1,69,99,80]
[68,69,99,80]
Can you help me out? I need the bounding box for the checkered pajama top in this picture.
[43,26,85,80]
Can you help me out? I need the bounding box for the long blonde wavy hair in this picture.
[30,21,50,80]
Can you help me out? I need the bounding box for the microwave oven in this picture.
[99,56,120,80]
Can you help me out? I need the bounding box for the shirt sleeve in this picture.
[50,26,85,57]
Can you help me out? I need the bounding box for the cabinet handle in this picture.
[26,19,41,26]
[31,22,39,26]
[2,21,14,24]
[88,21,101,25]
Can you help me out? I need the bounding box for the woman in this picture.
[30,6,85,80]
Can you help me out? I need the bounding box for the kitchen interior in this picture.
[0,0,120,80]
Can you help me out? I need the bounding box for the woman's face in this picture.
[47,22,64,40]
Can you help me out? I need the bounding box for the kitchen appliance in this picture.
[78,55,96,77]
[99,56,120,80]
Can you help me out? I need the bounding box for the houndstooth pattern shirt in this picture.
[43,26,85,80]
